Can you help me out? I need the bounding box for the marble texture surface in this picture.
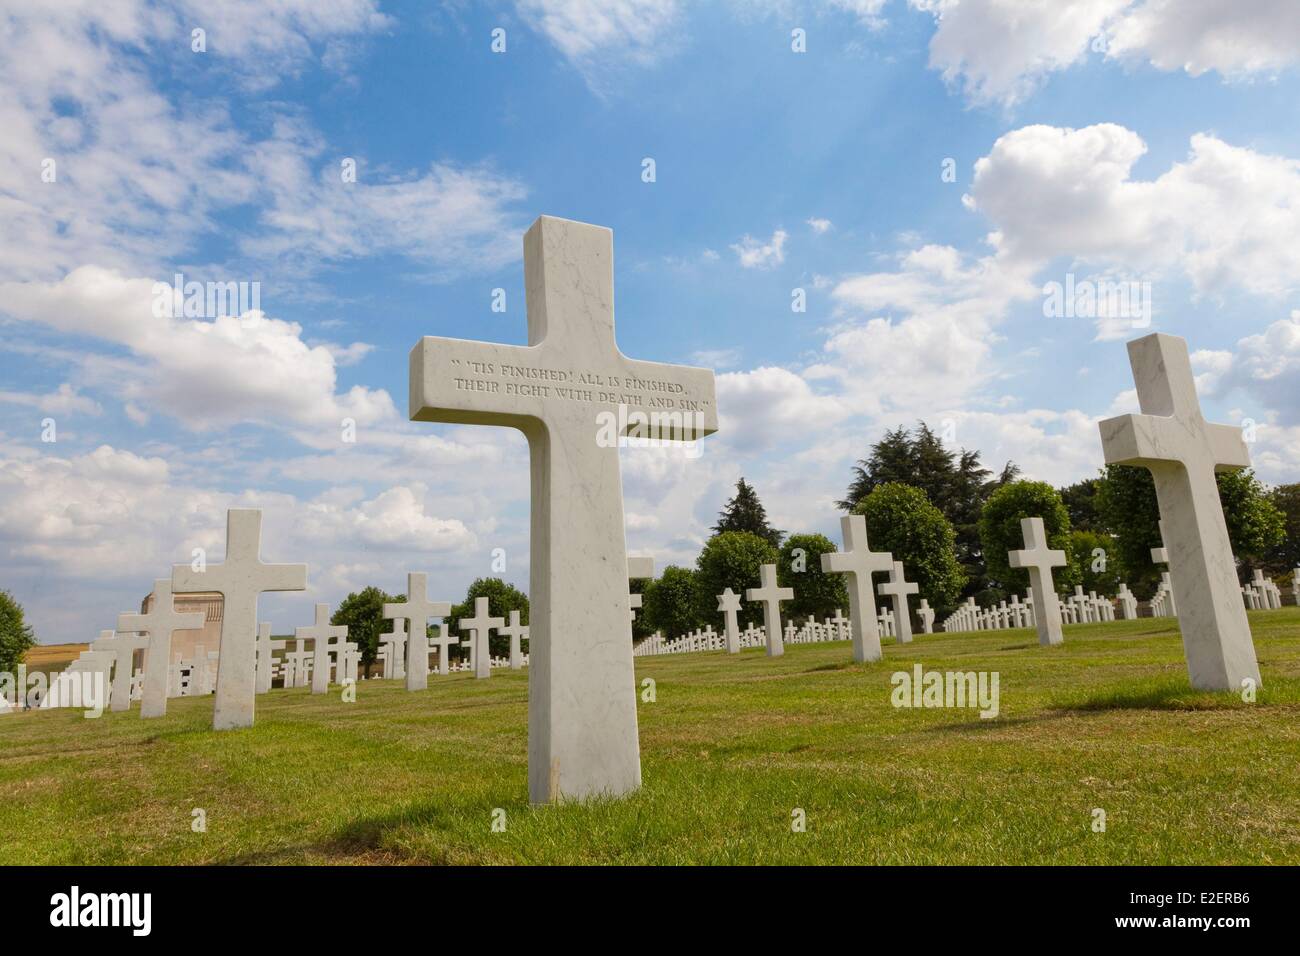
[1099,333,1260,691]
[409,216,718,803]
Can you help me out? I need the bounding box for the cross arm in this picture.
[410,337,547,428]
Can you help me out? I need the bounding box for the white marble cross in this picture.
[1099,333,1259,691]
[1008,516,1068,647]
[408,216,718,803]
[499,609,529,670]
[717,588,743,654]
[116,578,207,718]
[746,563,794,657]
[876,561,919,644]
[820,514,894,662]
[459,597,504,679]
[916,599,934,635]
[90,630,148,713]
[172,509,307,729]
[378,617,408,680]
[298,604,347,695]
[1150,521,1178,616]
[255,622,285,694]
[1116,582,1139,619]
[383,573,450,691]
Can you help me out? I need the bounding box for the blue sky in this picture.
[3,0,1300,644]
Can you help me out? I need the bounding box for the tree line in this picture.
[636,422,1294,639]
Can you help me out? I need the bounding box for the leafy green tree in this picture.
[1266,482,1300,571]
[1093,464,1163,596]
[0,590,36,677]
[448,578,529,660]
[331,586,402,675]
[1217,470,1286,569]
[838,422,1016,596]
[1096,465,1286,593]
[1068,530,1123,596]
[713,477,783,548]
[854,483,965,612]
[777,533,848,622]
[1060,477,1103,532]
[978,480,1076,596]
[695,531,779,629]
[643,566,701,639]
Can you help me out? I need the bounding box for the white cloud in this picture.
[912,0,1300,107]
[0,267,398,432]
[1106,0,1300,78]
[911,0,1126,106]
[1201,311,1300,427]
[807,217,833,234]
[966,124,1300,298]
[516,0,681,85]
[731,229,788,269]
[0,384,102,417]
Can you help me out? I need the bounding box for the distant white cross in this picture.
[90,629,149,713]
[172,509,307,729]
[116,578,206,718]
[717,588,743,654]
[255,622,286,694]
[1099,333,1258,691]
[1008,516,1068,647]
[499,609,529,669]
[821,514,894,662]
[383,573,450,691]
[298,604,347,695]
[876,561,920,644]
[746,563,794,657]
[459,597,504,679]
[378,617,408,680]
[408,216,718,803]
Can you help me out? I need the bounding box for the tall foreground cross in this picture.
[821,515,893,662]
[172,509,308,730]
[409,216,718,803]
[1008,517,1068,647]
[117,579,205,718]
[1098,333,1259,691]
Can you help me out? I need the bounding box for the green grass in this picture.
[3,610,1299,865]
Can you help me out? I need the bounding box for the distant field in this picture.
[2,610,1298,865]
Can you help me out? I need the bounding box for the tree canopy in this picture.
[0,590,35,677]
[331,586,401,671]
[977,480,1076,596]
[695,531,779,629]
[838,422,1017,595]
[777,533,849,622]
[854,482,965,611]
[713,477,783,548]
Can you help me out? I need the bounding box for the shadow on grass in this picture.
[1051,680,1250,713]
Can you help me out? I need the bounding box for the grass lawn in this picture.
[2,610,1299,865]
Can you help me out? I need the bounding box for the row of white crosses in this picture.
[633,598,931,658]
[1243,569,1284,611]
[734,517,926,663]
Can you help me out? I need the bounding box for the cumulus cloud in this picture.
[0,267,397,431]
[912,0,1300,107]
[966,124,1300,298]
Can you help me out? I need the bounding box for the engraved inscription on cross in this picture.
[408,216,718,804]
[1098,333,1259,691]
